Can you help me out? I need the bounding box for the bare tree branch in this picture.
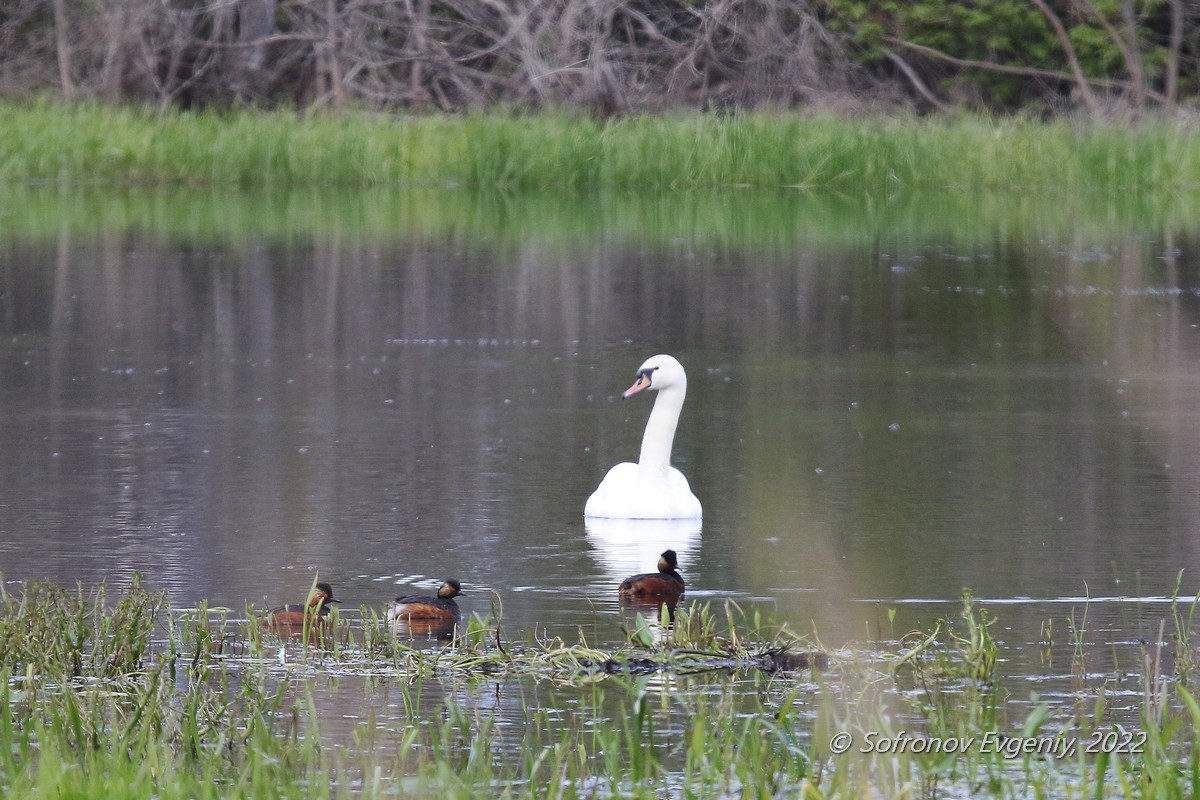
[1029,0,1101,114]
[884,49,951,113]
[1072,0,1148,108]
[885,37,1167,105]
[6,0,1189,114]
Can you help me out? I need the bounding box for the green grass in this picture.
[3,578,1200,798]
[4,101,1200,192]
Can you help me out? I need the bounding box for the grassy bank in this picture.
[2,578,1200,798]
[3,102,1200,192]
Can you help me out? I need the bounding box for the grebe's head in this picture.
[437,580,463,599]
[311,582,340,605]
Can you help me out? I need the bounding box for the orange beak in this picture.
[622,373,651,399]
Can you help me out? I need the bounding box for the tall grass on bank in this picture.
[3,101,1200,192]
[4,578,1200,798]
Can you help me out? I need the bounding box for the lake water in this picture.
[2,185,1199,740]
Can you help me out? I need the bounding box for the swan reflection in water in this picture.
[586,516,701,623]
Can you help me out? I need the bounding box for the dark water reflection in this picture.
[3,187,1200,732]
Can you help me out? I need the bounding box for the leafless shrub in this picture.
[0,0,878,112]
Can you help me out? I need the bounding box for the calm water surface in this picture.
[2,187,1200,741]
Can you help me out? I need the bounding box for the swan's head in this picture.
[622,354,687,399]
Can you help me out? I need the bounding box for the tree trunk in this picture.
[51,0,75,100]
[1119,0,1145,109]
[324,0,345,109]
[238,0,277,101]
[1165,0,1183,106]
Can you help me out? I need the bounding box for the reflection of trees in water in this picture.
[726,226,1200,640]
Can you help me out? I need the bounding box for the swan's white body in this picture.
[585,354,703,519]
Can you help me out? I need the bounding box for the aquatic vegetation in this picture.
[0,574,163,678]
[2,577,1200,798]
[0,579,827,799]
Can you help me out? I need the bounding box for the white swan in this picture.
[585,354,703,519]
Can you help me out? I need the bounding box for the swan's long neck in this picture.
[637,383,685,479]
